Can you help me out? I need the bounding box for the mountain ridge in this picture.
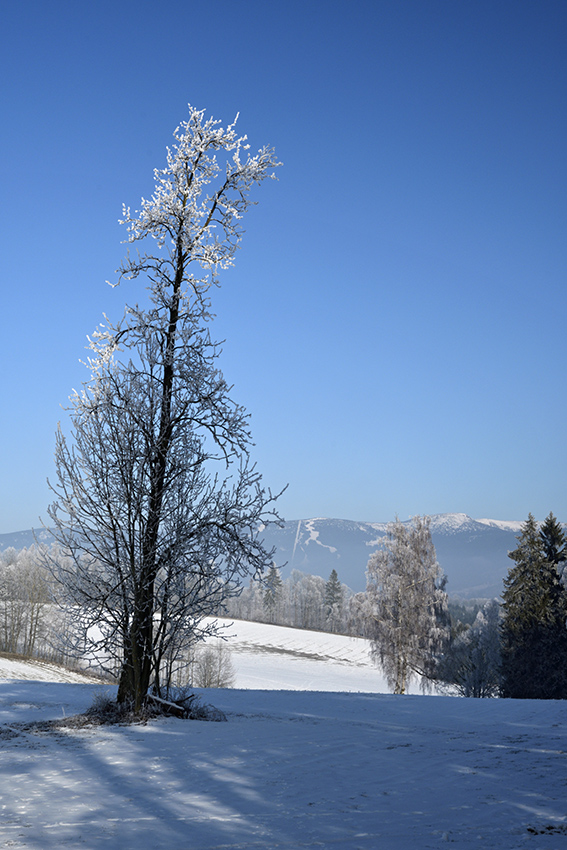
[0,513,529,599]
[259,513,526,598]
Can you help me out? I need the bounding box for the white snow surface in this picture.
[0,624,566,849]
[214,618,418,693]
[477,518,525,533]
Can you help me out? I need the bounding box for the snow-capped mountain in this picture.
[0,514,524,599]
[259,513,524,598]
[0,527,53,550]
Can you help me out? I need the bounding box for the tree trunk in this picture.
[117,241,184,710]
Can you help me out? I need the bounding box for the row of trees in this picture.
[226,567,351,632]
[0,547,51,657]
[0,545,89,670]
[360,513,567,699]
[2,512,564,700]
[500,513,567,699]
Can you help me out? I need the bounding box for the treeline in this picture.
[225,567,357,634]
[0,545,87,670]
[358,512,567,699]
[3,511,565,701]
[0,546,53,658]
[228,511,567,700]
[434,512,567,699]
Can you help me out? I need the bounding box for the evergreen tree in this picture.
[263,566,283,622]
[325,569,344,631]
[540,512,566,572]
[500,514,567,699]
[435,600,501,697]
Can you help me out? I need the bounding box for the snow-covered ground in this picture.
[0,623,566,849]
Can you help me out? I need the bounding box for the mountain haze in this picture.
[260,513,523,598]
[0,514,524,599]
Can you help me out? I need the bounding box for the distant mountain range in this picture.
[258,514,525,599]
[0,514,526,599]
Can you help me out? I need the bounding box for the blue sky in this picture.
[0,0,565,533]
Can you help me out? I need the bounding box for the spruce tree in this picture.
[325,569,344,632]
[540,512,566,572]
[263,566,283,622]
[500,514,567,699]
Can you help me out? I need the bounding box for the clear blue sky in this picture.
[1,0,565,534]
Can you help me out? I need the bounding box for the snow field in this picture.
[0,622,565,848]
[208,618,423,693]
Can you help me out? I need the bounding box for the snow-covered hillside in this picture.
[0,618,413,695]
[215,618,415,693]
[0,636,566,849]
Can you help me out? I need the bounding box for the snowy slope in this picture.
[216,618,409,693]
[0,619,411,696]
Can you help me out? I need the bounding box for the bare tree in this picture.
[46,106,283,710]
[0,547,51,658]
[191,641,236,688]
[365,516,449,694]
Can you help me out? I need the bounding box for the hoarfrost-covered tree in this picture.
[190,641,236,688]
[365,516,449,694]
[0,547,51,657]
[46,106,283,711]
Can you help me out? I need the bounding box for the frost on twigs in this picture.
[117,105,281,296]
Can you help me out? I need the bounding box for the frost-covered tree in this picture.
[46,106,282,710]
[0,547,51,657]
[435,600,501,697]
[190,641,235,688]
[500,514,567,699]
[288,570,326,630]
[365,516,449,694]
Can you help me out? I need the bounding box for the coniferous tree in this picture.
[263,566,283,622]
[540,512,566,573]
[324,569,344,631]
[435,600,501,697]
[500,514,567,699]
